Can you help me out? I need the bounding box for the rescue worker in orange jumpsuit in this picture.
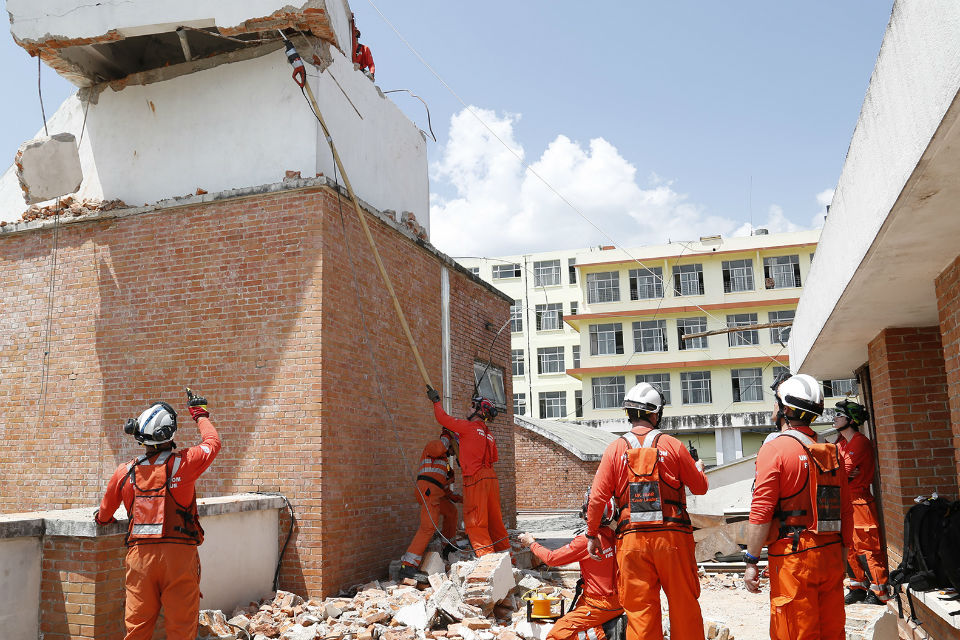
[352,24,375,79]
[834,399,889,606]
[426,386,511,557]
[95,390,221,640]
[518,492,624,640]
[744,374,853,640]
[586,382,708,640]
[400,432,462,581]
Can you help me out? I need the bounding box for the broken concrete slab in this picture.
[461,553,514,613]
[394,600,431,630]
[15,134,83,204]
[422,551,446,577]
[693,526,740,563]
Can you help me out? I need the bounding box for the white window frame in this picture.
[731,368,764,402]
[572,345,581,369]
[511,349,525,377]
[537,346,565,375]
[768,310,795,344]
[722,259,755,293]
[636,373,671,405]
[824,378,856,397]
[633,319,668,353]
[492,263,521,279]
[629,267,663,300]
[473,362,506,409]
[680,371,712,405]
[535,303,563,331]
[677,317,708,350]
[764,255,801,289]
[727,313,759,347]
[587,271,621,304]
[513,393,526,416]
[539,391,567,418]
[589,323,624,356]
[592,376,626,409]
[673,264,705,296]
[510,300,523,333]
[534,259,562,287]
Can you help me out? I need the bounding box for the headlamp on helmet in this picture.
[127,402,178,445]
[775,374,824,425]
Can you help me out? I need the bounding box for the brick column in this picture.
[39,534,126,640]
[935,254,960,481]
[867,327,957,563]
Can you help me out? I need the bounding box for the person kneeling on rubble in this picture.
[399,431,463,581]
[585,382,708,640]
[426,386,512,557]
[517,492,625,640]
[95,389,221,640]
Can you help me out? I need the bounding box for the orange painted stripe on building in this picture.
[566,355,788,377]
[575,242,817,269]
[567,297,799,322]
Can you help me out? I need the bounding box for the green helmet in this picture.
[835,399,868,427]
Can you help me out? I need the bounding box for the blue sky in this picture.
[1,1,892,255]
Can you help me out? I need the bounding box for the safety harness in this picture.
[120,450,204,547]
[765,430,842,553]
[616,429,690,536]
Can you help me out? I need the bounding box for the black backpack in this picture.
[938,503,960,595]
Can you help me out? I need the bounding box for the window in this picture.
[727,313,759,347]
[569,301,578,316]
[473,362,506,408]
[513,393,526,416]
[681,371,712,404]
[768,310,795,344]
[634,320,668,353]
[587,271,621,304]
[629,267,663,300]
[764,255,801,289]
[537,347,565,374]
[534,259,561,287]
[673,264,705,296]
[568,258,577,284]
[469,266,480,276]
[824,378,856,397]
[511,349,525,376]
[539,391,567,418]
[636,373,671,405]
[572,345,581,369]
[589,323,624,356]
[677,317,707,350]
[592,376,626,409]
[535,303,563,331]
[575,390,583,418]
[510,300,523,333]
[493,263,521,279]
[731,368,764,402]
[722,259,754,293]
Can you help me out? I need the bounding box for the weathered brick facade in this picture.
[935,254,960,482]
[514,426,598,511]
[866,327,957,561]
[0,181,515,602]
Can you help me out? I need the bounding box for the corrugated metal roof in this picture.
[514,416,617,461]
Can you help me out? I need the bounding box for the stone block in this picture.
[15,133,83,204]
[422,551,447,576]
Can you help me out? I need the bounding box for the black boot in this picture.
[442,543,459,560]
[863,591,885,606]
[844,589,867,605]
[398,564,428,583]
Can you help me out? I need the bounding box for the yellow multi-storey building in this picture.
[460,229,855,465]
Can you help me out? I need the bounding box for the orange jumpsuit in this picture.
[353,44,375,76]
[432,402,511,556]
[587,422,708,640]
[96,417,221,640]
[751,426,853,640]
[530,529,623,640]
[836,431,889,601]
[402,439,460,567]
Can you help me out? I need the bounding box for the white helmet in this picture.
[130,402,178,445]
[775,374,824,422]
[622,382,664,420]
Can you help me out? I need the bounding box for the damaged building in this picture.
[0,1,515,638]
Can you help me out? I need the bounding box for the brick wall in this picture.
[40,534,126,640]
[0,182,514,601]
[867,327,957,558]
[514,427,597,510]
[935,254,960,481]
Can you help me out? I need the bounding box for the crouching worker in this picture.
[400,432,462,581]
[95,389,221,640]
[518,493,623,640]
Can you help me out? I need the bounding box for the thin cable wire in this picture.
[367,0,789,370]
[38,57,49,136]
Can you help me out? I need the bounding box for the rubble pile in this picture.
[15,195,127,224]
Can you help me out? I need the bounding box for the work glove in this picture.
[426,385,441,404]
[186,388,210,422]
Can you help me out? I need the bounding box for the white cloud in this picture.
[811,188,834,228]
[428,107,818,256]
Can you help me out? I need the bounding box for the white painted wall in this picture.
[9,0,352,51]
[791,1,960,373]
[0,47,428,229]
[199,508,280,613]
[0,537,41,640]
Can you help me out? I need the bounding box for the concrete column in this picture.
[714,427,742,465]
[867,327,956,564]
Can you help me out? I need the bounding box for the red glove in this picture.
[186,388,210,422]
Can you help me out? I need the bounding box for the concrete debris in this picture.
[197,548,573,640]
[704,619,733,639]
[400,211,427,241]
[693,526,740,562]
[15,133,83,204]
[18,195,127,224]
[422,551,446,577]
